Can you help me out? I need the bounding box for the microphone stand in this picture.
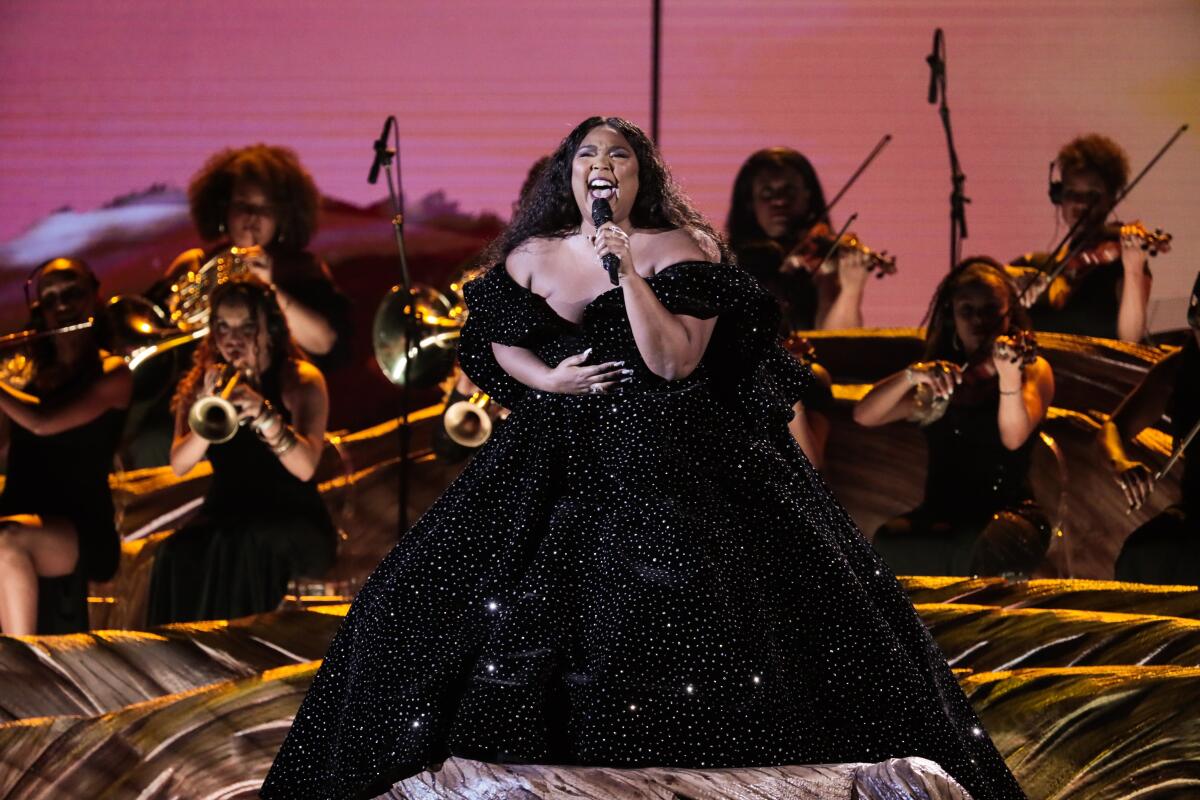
[369,115,416,534]
[927,28,969,271]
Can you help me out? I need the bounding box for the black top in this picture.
[264,260,1025,800]
[923,375,1037,518]
[1015,251,1124,340]
[201,372,331,522]
[734,240,818,332]
[0,380,124,582]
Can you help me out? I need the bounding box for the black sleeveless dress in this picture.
[145,378,337,624]
[1,389,124,633]
[1115,337,1200,584]
[1014,250,1125,340]
[262,261,1026,800]
[873,375,1051,577]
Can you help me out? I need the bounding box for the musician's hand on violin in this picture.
[907,361,962,400]
[591,223,635,281]
[834,249,872,290]
[1120,233,1150,277]
[1021,272,1051,309]
[780,251,812,275]
[1112,457,1153,510]
[991,335,1027,389]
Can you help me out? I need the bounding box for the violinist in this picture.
[0,258,131,634]
[1010,134,1156,342]
[853,258,1055,577]
[1099,271,1200,585]
[727,148,892,332]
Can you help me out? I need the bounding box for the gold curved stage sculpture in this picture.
[0,329,1195,799]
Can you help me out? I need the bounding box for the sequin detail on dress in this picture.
[262,261,1026,800]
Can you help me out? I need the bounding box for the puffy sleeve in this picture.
[649,261,827,431]
[458,265,571,409]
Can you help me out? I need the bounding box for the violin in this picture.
[912,329,1038,423]
[1009,221,1172,309]
[782,221,898,278]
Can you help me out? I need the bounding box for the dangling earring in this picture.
[952,331,964,352]
[276,230,285,244]
[218,221,226,235]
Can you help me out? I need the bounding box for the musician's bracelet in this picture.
[251,400,275,431]
[998,385,1022,396]
[270,426,298,456]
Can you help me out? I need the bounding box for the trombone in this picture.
[0,319,96,389]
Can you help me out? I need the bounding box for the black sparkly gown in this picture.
[263,261,1026,800]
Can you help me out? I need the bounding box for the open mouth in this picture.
[588,178,618,203]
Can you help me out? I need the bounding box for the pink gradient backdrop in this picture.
[1,0,1197,326]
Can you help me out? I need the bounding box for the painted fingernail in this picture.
[621,376,633,383]
[622,369,634,375]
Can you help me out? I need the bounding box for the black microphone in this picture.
[591,198,620,285]
[926,28,943,105]
[368,116,394,185]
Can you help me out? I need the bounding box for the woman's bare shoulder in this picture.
[639,228,719,273]
[505,237,569,285]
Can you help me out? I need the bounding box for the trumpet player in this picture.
[147,276,337,624]
[0,258,131,635]
[853,258,1055,577]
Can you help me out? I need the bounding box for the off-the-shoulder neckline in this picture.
[494,259,718,325]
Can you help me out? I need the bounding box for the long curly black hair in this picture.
[188,144,320,250]
[480,117,729,265]
[726,147,830,252]
[171,276,304,414]
[922,257,1031,361]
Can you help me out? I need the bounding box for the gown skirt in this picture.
[262,260,1026,800]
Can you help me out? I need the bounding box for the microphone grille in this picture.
[591,198,613,227]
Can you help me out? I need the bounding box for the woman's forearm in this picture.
[492,343,558,392]
[170,428,210,476]
[853,370,914,426]
[1116,269,1151,343]
[276,289,337,355]
[621,273,708,380]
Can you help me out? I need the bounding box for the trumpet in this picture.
[443,391,501,447]
[188,368,246,443]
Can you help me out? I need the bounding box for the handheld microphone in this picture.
[368,116,395,185]
[591,198,620,285]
